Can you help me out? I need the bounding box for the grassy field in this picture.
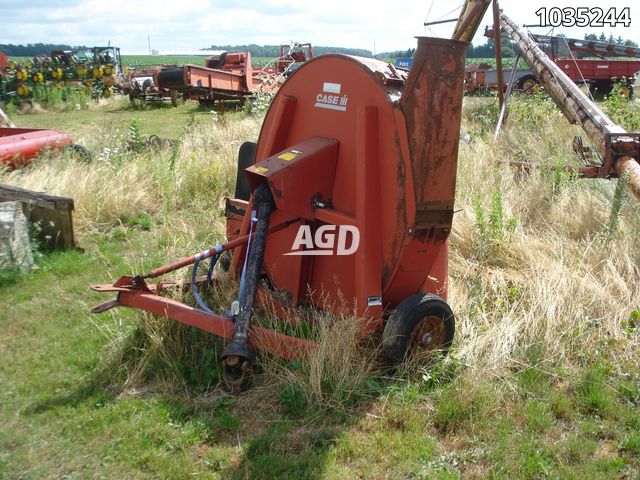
[8,56,276,69]
[122,56,274,68]
[5,96,218,139]
[1,92,639,479]
[122,55,211,67]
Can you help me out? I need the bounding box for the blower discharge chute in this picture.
[91,2,493,391]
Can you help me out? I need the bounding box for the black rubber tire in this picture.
[64,143,92,163]
[517,75,538,93]
[382,293,455,365]
[591,81,613,98]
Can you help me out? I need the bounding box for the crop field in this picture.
[1,91,639,479]
[122,55,210,67]
[121,56,274,68]
[465,57,531,68]
[8,55,276,69]
[8,54,527,71]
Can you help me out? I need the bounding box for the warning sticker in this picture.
[278,152,298,161]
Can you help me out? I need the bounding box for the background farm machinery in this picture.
[120,67,177,105]
[1,42,316,110]
[496,11,640,197]
[0,46,123,103]
[155,42,314,107]
[465,30,640,96]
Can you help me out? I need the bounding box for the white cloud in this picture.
[1,0,637,53]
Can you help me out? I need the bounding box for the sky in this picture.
[1,0,637,54]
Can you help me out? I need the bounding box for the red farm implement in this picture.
[91,6,489,390]
[91,0,640,392]
[0,128,77,169]
[155,43,314,106]
[121,68,177,105]
[466,30,640,96]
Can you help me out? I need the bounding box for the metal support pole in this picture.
[424,18,458,27]
[494,53,520,139]
[492,0,505,110]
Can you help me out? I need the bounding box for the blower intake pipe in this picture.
[221,184,275,391]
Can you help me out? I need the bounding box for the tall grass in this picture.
[2,93,638,410]
[454,96,640,382]
[0,112,262,231]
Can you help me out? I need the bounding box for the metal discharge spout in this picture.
[400,37,469,226]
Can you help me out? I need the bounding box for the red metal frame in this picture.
[156,44,314,104]
[554,59,640,84]
[0,128,73,168]
[470,30,640,93]
[92,282,316,360]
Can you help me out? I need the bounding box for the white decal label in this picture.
[314,82,348,112]
[323,82,341,93]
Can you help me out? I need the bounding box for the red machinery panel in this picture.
[230,38,467,326]
[556,59,640,82]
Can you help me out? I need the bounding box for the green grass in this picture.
[10,96,215,139]
[9,55,275,69]
[122,55,273,68]
[8,286,634,480]
[1,93,639,478]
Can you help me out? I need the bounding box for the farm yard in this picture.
[2,0,640,477]
[1,87,639,478]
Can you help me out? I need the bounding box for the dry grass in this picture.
[259,314,381,412]
[452,97,640,384]
[2,94,638,406]
[0,113,262,232]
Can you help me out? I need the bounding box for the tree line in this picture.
[4,33,636,60]
[207,44,371,58]
[0,43,86,56]
[1,42,372,58]
[384,32,638,59]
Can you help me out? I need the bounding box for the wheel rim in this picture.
[522,79,536,92]
[409,315,445,359]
